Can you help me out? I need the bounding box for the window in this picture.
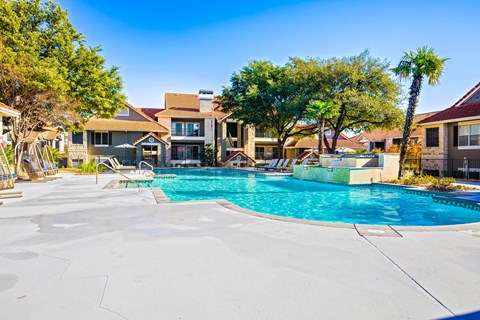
[171,145,200,160]
[172,122,201,136]
[72,132,83,144]
[426,128,439,147]
[172,122,184,136]
[255,127,274,138]
[392,138,402,146]
[265,147,278,160]
[459,124,480,148]
[94,132,109,146]
[227,123,238,138]
[255,147,265,159]
[186,145,199,160]
[171,145,185,160]
[186,123,200,136]
[117,108,129,116]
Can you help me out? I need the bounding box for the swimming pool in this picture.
[137,169,480,226]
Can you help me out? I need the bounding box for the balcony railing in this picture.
[255,131,275,138]
[171,128,204,137]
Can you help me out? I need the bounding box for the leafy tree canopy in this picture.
[220,60,317,153]
[0,0,125,143]
[221,52,404,154]
[305,51,404,153]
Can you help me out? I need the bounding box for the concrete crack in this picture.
[99,275,129,320]
[360,235,456,316]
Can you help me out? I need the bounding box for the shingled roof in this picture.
[420,82,480,124]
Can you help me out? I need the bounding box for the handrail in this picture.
[138,161,153,172]
[95,161,143,187]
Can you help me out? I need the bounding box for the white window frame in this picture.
[458,123,480,149]
[94,131,109,147]
[117,108,129,117]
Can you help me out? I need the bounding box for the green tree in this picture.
[220,60,315,156]
[201,144,217,167]
[306,100,339,155]
[311,52,404,154]
[0,0,125,147]
[393,46,448,178]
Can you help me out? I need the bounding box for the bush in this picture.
[79,161,104,174]
[389,175,461,191]
[2,145,14,164]
[355,148,368,154]
[201,144,217,166]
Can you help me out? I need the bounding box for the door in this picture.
[142,145,158,167]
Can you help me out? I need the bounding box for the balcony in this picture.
[171,128,205,141]
[172,128,204,137]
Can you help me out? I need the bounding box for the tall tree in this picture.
[311,52,404,154]
[220,60,314,156]
[393,46,448,178]
[0,0,125,147]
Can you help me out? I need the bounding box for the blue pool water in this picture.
[138,169,480,226]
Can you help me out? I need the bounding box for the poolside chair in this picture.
[255,159,279,171]
[268,159,290,171]
[281,158,298,172]
[300,158,310,166]
[109,157,136,171]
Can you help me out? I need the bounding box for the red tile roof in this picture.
[139,108,162,121]
[287,136,365,150]
[420,102,480,124]
[420,82,480,124]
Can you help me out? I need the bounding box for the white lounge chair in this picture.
[256,159,279,170]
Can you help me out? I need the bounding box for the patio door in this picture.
[142,145,158,167]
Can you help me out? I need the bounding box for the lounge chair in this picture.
[280,158,298,172]
[255,159,279,170]
[268,159,290,171]
[300,158,311,166]
[109,157,136,171]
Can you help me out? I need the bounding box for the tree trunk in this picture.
[318,117,324,165]
[398,75,423,179]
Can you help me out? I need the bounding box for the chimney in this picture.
[198,89,214,112]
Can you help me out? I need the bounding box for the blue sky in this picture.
[59,0,479,112]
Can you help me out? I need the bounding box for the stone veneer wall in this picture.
[67,132,88,167]
[421,123,448,175]
[243,125,255,159]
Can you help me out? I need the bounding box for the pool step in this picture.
[153,174,177,179]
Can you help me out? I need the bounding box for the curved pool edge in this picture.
[107,178,480,232]
[210,198,480,232]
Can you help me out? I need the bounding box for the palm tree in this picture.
[393,46,448,178]
[306,100,339,163]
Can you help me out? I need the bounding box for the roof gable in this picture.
[85,102,169,133]
[133,132,167,146]
[221,151,256,163]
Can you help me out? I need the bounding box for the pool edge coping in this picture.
[105,178,480,232]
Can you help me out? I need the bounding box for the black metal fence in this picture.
[406,158,480,179]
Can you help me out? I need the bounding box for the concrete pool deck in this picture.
[1,173,480,319]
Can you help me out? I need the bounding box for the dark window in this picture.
[72,132,83,144]
[226,123,238,138]
[255,147,265,159]
[392,138,402,145]
[453,126,458,147]
[426,128,439,147]
[94,132,109,146]
[171,145,200,160]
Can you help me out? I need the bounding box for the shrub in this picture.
[79,161,104,174]
[389,175,461,191]
[2,145,14,164]
[355,148,368,154]
[201,144,217,166]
